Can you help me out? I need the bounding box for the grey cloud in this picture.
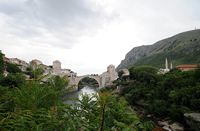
[25,0,98,27]
[0,1,23,15]
[0,0,114,48]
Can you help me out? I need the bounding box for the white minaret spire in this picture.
[170,62,173,69]
[165,58,169,70]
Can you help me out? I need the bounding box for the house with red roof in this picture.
[176,64,198,71]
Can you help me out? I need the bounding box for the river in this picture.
[63,86,98,105]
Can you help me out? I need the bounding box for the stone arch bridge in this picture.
[68,75,102,90]
[69,75,103,90]
[68,65,119,91]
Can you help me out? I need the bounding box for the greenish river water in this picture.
[63,86,98,104]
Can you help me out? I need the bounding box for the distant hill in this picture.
[117,29,200,70]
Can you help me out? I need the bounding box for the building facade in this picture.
[100,64,118,87]
[176,64,198,71]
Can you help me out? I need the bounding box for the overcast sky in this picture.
[0,0,200,75]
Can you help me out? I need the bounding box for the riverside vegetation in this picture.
[0,52,154,130]
[116,66,200,128]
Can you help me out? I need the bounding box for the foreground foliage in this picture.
[0,80,153,130]
[0,51,154,130]
[0,53,153,131]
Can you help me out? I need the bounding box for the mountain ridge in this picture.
[117,29,200,70]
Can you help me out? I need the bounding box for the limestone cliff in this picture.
[117,29,200,70]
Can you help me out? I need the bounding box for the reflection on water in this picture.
[63,86,98,105]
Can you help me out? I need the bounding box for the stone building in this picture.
[30,59,42,66]
[53,60,61,70]
[119,68,130,77]
[52,60,61,74]
[60,69,77,77]
[176,64,198,71]
[158,58,171,74]
[100,64,118,87]
[51,60,76,77]
[30,59,43,70]
[41,64,53,75]
[7,58,29,72]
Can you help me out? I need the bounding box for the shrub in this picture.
[0,73,25,88]
[6,63,21,73]
[148,100,169,117]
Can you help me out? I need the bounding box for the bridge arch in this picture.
[76,75,101,89]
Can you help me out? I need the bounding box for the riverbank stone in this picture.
[184,113,200,131]
[158,121,184,131]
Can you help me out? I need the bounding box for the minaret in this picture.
[165,58,169,70]
[170,62,173,69]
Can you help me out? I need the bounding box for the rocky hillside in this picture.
[117,29,200,70]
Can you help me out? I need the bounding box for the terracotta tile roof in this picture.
[176,64,198,68]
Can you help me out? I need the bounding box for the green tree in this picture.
[33,66,44,80]
[0,51,5,74]
[194,66,200,82]
[0,79,74,131]
[118,65,200,123]
[129,66,158,85]
[11,81,59,111]
[6,63,21,73]
[47,75,69,94]
[26,65,44,80]
[97,91,154,130]
[0,73,25,88]
[134,65,158,74]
